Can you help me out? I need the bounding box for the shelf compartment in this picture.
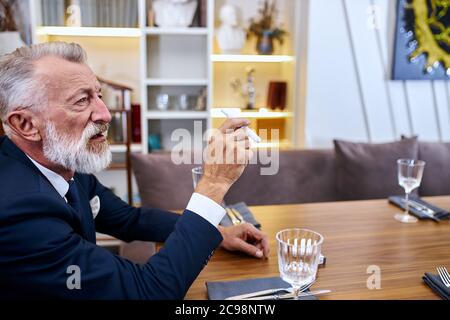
[145,27,208,35]
[147,119,207,152]
[36,26,141,37]
[109,144,143,153]
[145,79,208,86]
[211,108,292,119]
[211,54,295,63]
[146,111,209,119]
[146,34,208,79]
[147,84,207,112]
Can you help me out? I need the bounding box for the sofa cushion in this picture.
[131,152,197,210]
[334,138,419,201]
[132,150,338,210]
[225,149,337,206]
[419,142,450,196]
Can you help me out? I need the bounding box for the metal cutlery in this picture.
[225,207,241,226]
[230,207,246,223]
[225,281,314,300]
[437,266,450,288]
[243,289,331,301]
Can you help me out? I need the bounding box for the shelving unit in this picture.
[138,0,301,153]
[139,0,212,153]
[28,0,302,162]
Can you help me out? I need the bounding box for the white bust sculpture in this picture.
[153,0,198,28]
[216,4,246,54]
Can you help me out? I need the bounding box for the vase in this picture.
[0,32,25,56]
[256,30,274,55]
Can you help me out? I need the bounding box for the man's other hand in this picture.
[218,223,270,259]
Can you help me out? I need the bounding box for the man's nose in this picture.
[91,97,112,124]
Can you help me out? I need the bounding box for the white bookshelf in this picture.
[29,0,302,155]
[139,0,213,153]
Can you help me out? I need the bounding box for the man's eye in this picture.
[98,94,103,100]
[76,97,88,104]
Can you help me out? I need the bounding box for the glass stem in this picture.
[405,192,410,216]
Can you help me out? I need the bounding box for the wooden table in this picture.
[185,196,450,300]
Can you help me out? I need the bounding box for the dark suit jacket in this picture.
[0,136,223,299]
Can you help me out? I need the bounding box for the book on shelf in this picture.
[199,0,207,28]
[131,104,142,143]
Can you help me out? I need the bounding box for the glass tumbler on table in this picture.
[192,166,203,189]
[395,159,426,223]
[276,228,324,299]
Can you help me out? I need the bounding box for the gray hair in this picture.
[0,42,87,135]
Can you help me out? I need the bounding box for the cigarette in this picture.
[221,109,262,143]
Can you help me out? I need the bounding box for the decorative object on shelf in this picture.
[148,134,162,151]
[0,0,26,56]
[393,0,450,79]
[216,4,246,54]
[230,66,257,110]
[177,94,189,110]
[195,88,207,111]
[148,0,155,27]
[267,81,287,110]
[153,0,198,28]
[156,93,169,110]
[248,0,286,55]
[66,0,82,27]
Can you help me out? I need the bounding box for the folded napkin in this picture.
[206,276,317,300]
[220,202,262,229]
[423,272,450,300]
[388,195,450,221]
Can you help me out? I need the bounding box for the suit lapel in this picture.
[1,137,96,243]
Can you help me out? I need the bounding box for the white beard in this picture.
[43,121,112,174]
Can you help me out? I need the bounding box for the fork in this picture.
[437,267,450,288]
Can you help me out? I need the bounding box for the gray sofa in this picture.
[130,139,450,210]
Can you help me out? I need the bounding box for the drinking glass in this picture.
[156,93,169,111]
[192,166,203,189]
[395,159,426,223]
[276,228,323,299]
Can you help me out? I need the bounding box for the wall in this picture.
[305,0,450,148]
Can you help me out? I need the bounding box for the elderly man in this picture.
[0,42,269,299]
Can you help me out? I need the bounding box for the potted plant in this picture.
[0,0,25,56]
[247,0,287,55]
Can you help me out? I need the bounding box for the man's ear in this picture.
[7,110,42,142]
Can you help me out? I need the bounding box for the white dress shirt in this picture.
[27,156,226,228]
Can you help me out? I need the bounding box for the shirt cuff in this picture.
[186,193,226,228]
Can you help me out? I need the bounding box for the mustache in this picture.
[84,122,110,141]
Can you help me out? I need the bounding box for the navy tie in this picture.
[66,180,81,214]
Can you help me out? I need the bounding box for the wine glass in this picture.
[276,228,324,299]
[395,159,426,223]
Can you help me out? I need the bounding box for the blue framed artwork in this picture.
[392,0,450,80]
